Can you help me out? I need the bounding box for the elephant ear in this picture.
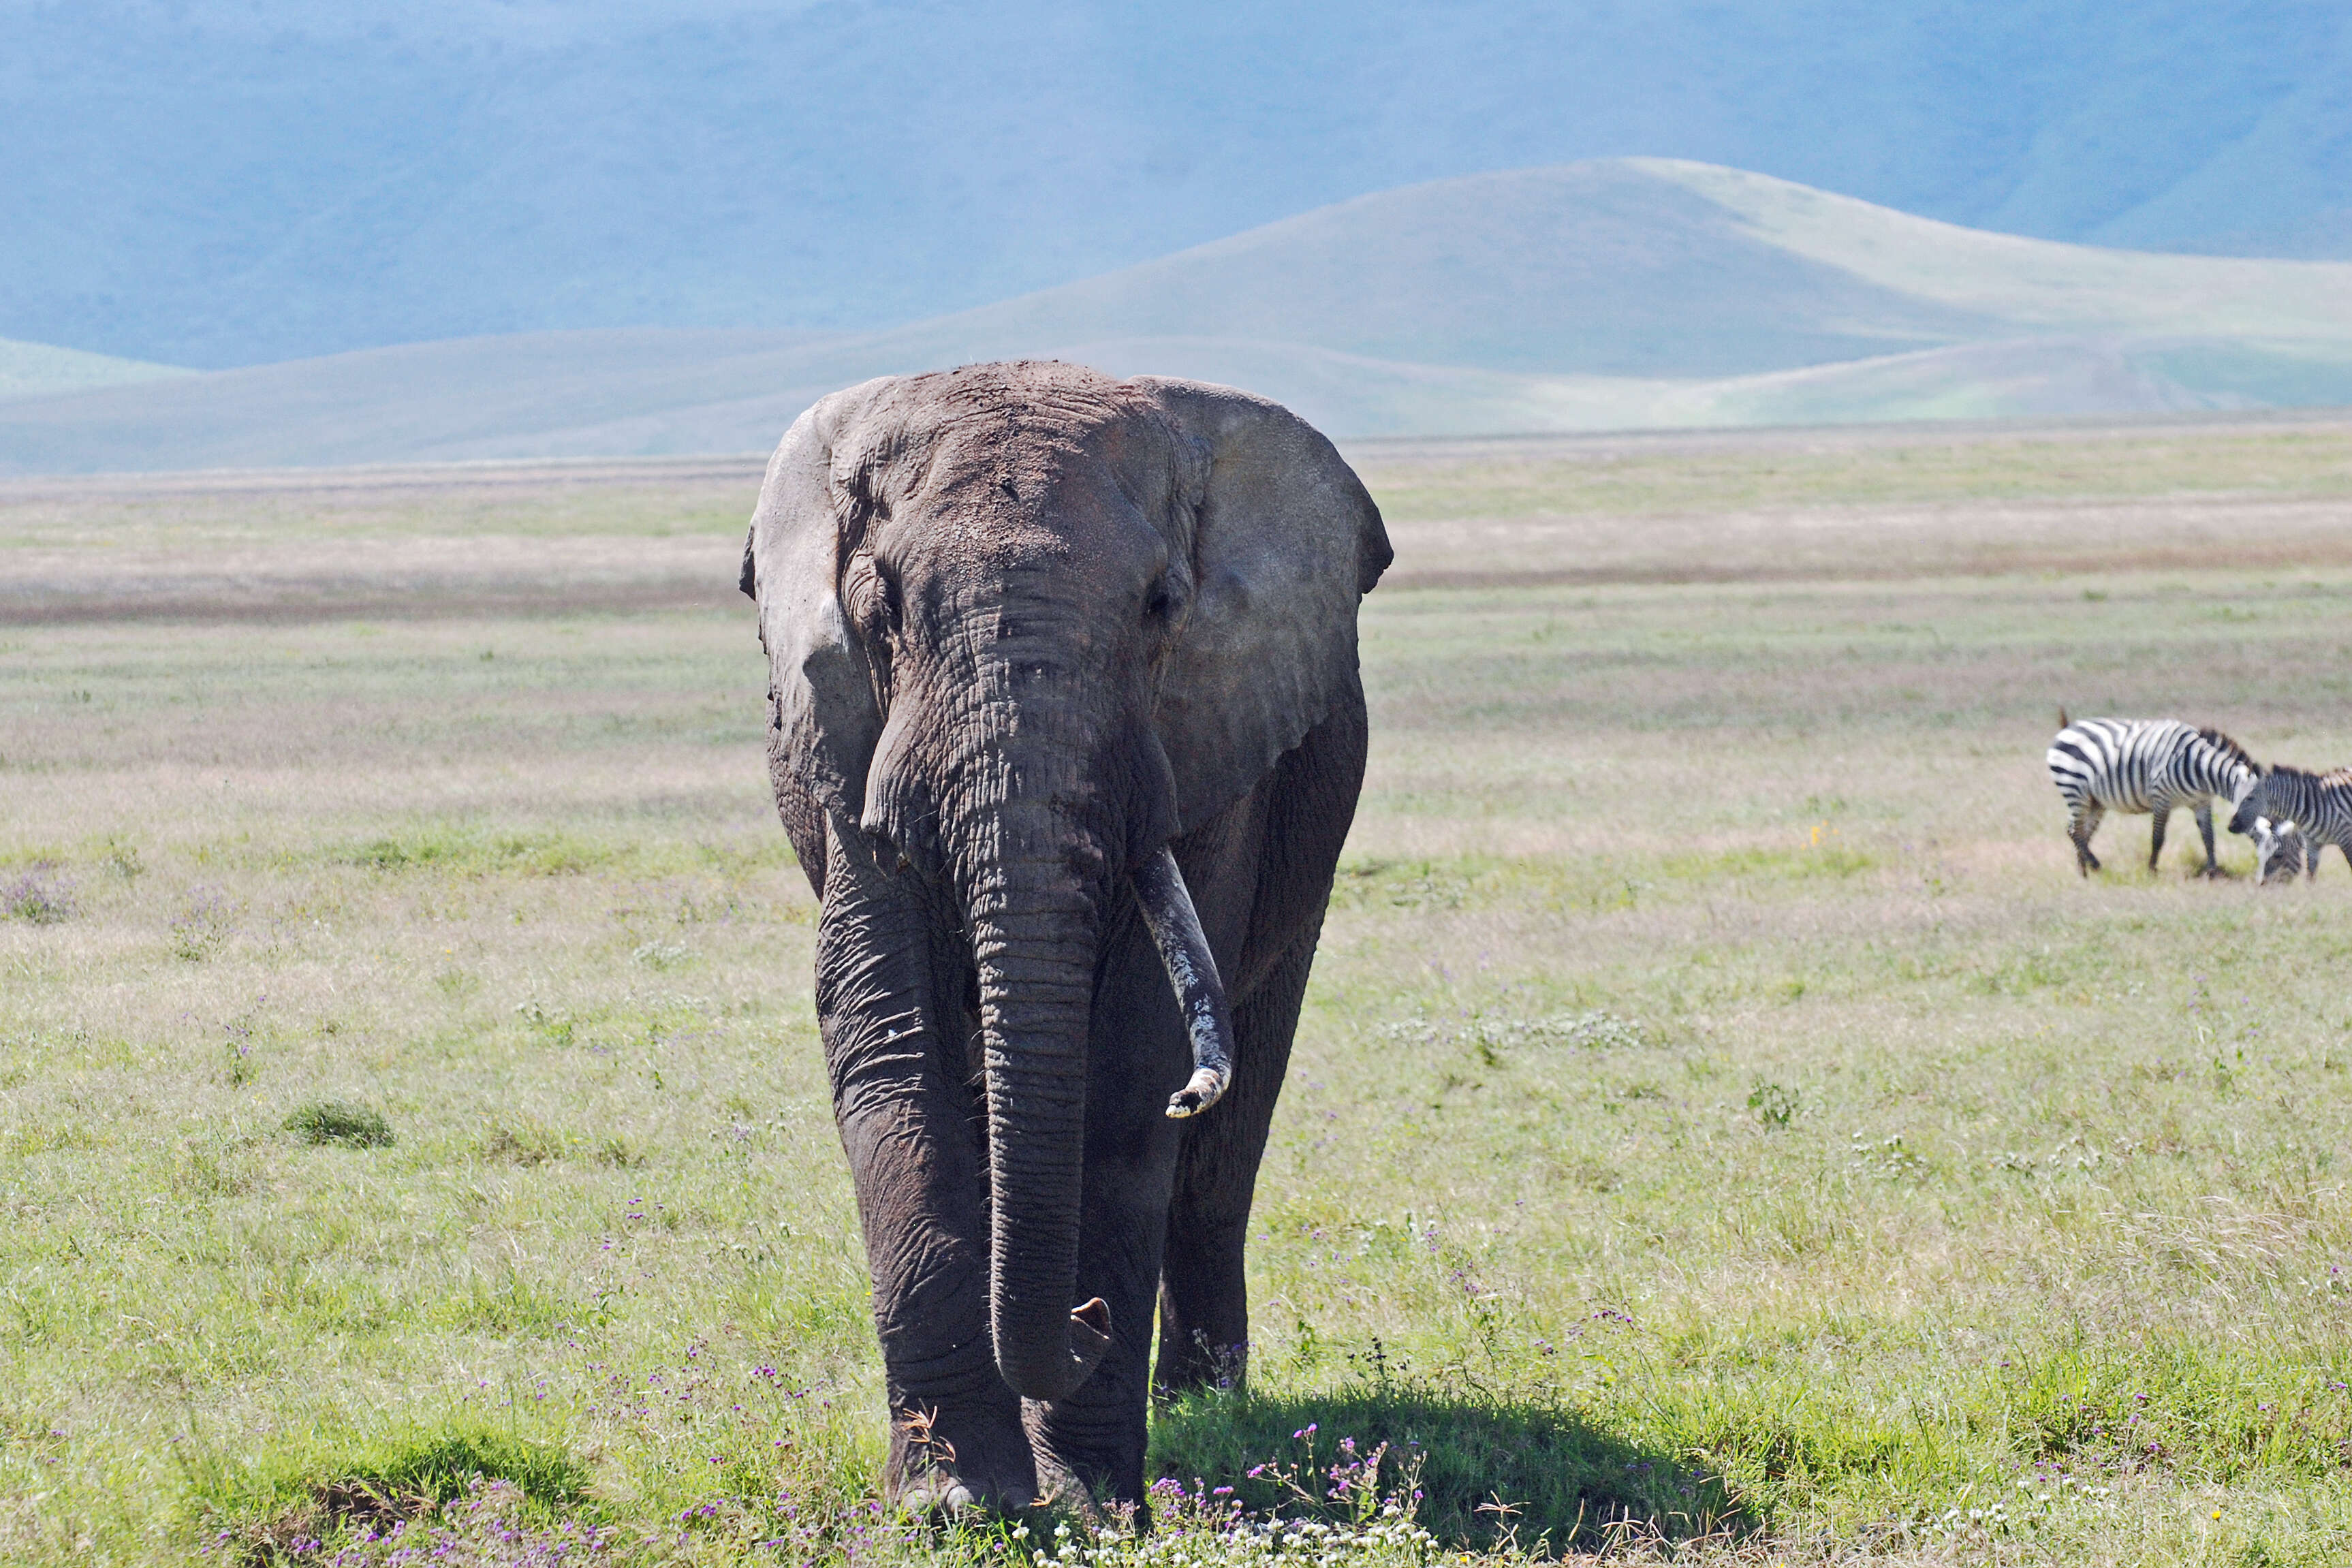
[742,379,894,890]
[1135,377,1393,829]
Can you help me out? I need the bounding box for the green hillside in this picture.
[1646,159,2352,347]
[5,159,2351,471]
[0,338,189,403]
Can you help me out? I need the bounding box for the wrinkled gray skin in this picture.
[742,364,1390,1515]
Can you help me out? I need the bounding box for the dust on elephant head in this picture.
[742,362,1389,1514]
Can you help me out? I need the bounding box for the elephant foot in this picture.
[1023,1403,1148,1526]
[886,1402,1037,1519]
[896,1478,978,1518]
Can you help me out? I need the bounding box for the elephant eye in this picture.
[1144,579,1177,623]
[850,553,901,634]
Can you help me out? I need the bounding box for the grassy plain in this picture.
[7,415,2352,1563]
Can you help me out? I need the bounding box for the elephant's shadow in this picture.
[1149,1383,1751,1551]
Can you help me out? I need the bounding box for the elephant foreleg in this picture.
[817,818,1031,1514]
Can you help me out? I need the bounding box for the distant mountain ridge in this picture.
[5,1,2352,367]
[5,159,2352,472]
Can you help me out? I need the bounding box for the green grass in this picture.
[283,1099,397,1148]
[181,1425,584,1556]
[1355,424,2352,524]
[10,428,2352,1562]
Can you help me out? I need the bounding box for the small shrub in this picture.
[481,1119,567,1165]
[171,1139,257,1198]
[280,1477,614,1565]
[2,866,75,924]
[191,1432,586,1563]
[221,1013,262,1086]
[285,1100,395,1148]
[513,999,576,1048]
[1747,1080,1799,1129]
[170,886,234,960]
[591,1132,644,1168]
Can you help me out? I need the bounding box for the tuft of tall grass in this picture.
[284,1100,396,1148]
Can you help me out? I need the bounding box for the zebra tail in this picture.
[2056,706,2070,730]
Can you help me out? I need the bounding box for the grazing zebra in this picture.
[2045,714,2259,877]
[2250,813,2311,884]
[2229,766,2352,879]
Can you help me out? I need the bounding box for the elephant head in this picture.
[743,363,1390,1405]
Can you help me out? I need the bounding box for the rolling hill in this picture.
[0,338,190,403]
[5,159,2352,472]
[5,1,2352,368]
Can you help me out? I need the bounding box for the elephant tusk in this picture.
[1133,845,1235,1118]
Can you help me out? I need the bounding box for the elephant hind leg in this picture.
[1155,930,1317,1402]
[1157,693,1365,1399]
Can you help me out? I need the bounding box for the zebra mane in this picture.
[2267,763,2352,790]
[2197,727,2257,772]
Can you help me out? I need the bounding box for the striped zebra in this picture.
[2228,765,2352,879]
[2250,814,2311,885]
[2045,714,2259,877]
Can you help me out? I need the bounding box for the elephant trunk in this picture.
[943,698,1234,1400]
[966,849,1114,1402]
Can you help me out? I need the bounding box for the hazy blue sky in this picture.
[7,1,2350,365]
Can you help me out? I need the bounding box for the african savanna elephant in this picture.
[740,362,1391,1514]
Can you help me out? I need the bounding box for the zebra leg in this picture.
[2148,802,2171,873]
[2193,801,2218,878]
[2071,804,2103,874]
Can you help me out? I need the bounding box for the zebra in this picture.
[2229,765,2352,880]
[2250,813,2311,884]
[2045,713,2259,877]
